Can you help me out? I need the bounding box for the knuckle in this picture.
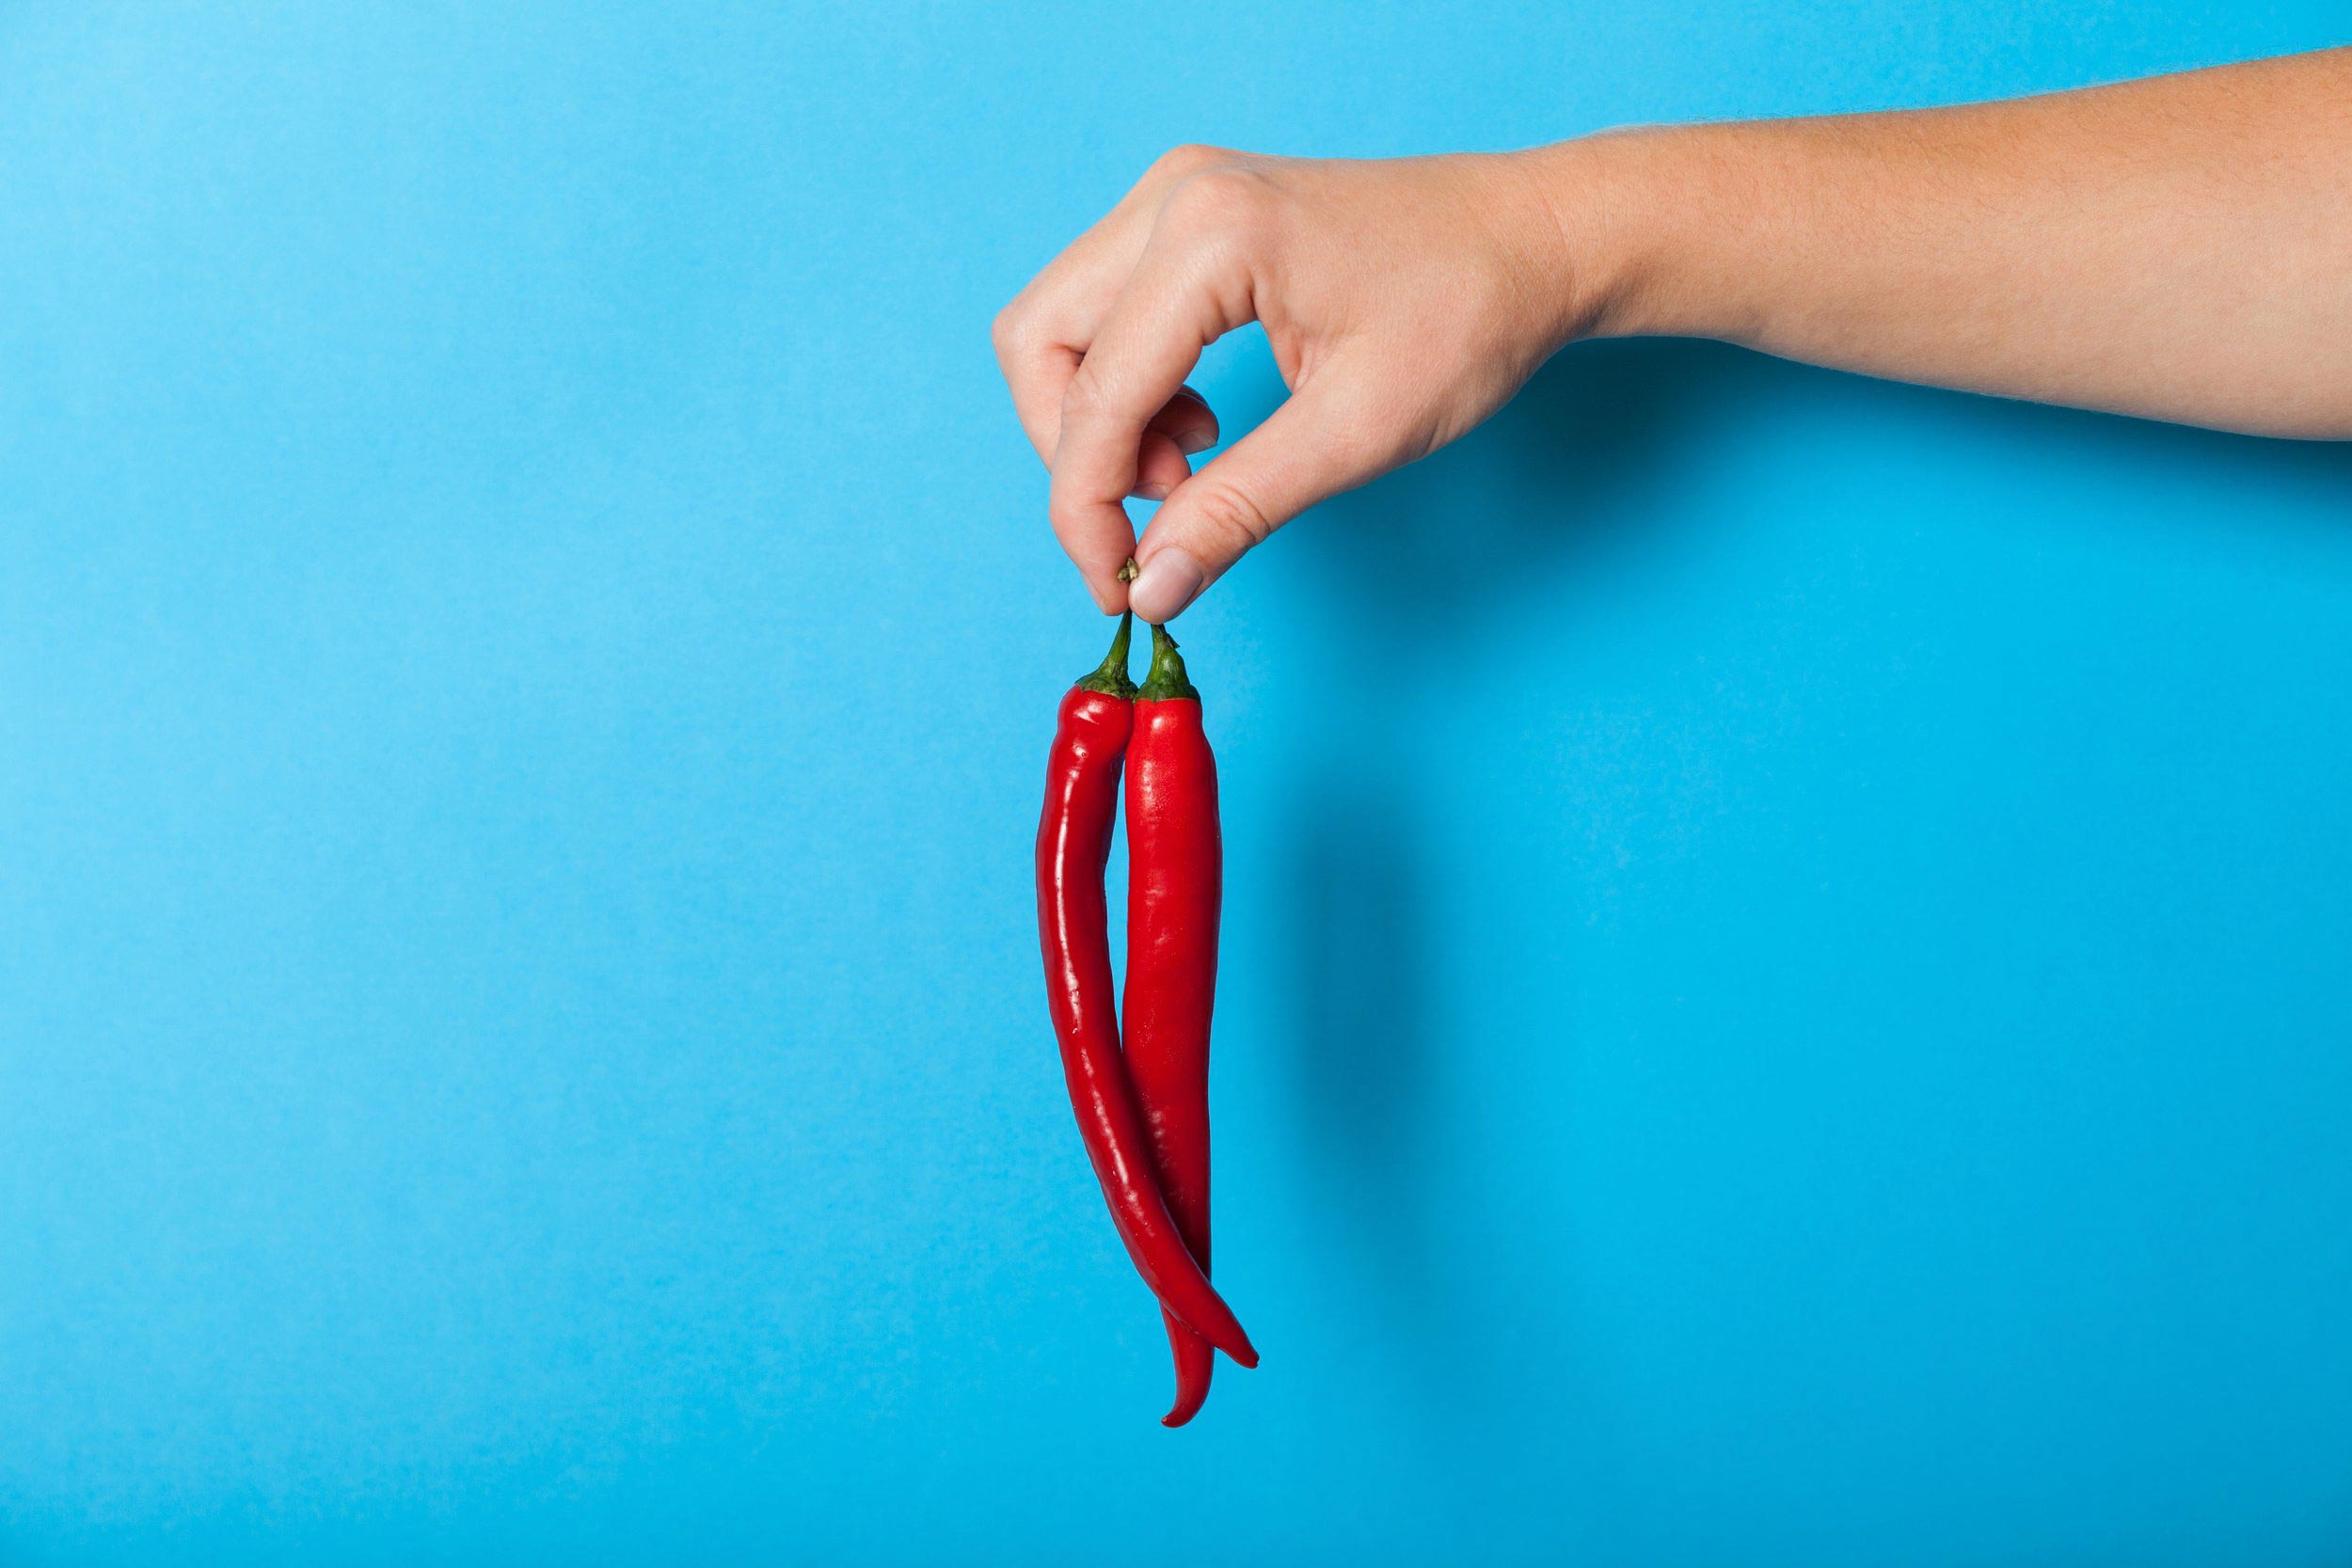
[1044,479,1089,535]
[1184,482,1277,555]
[990,301,1033,357]
[1059,367,1112,425]
[1159,165,1274,243]
[1148,142,1233,182]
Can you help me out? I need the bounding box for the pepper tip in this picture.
[1162,1377,1209,1427]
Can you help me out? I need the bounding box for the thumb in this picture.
[1128,387,1388,623]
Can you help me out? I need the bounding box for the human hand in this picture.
[1003,54,2352,623]
[993,144,1601,621]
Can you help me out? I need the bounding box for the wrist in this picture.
[1513,124,1768,347]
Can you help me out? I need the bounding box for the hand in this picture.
[1000,54,2352,623]
[993,145,1597,621]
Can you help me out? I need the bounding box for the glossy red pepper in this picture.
[1036,613,1258,1372]
[1123,623,1226,1426]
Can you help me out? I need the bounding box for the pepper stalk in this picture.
[1137,621,1199,703]
[1074,611,1137,700]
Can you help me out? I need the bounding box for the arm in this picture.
[993,49,2352,623]
[1579,49,2352,442]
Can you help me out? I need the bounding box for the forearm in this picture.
[1542,48,2352,438]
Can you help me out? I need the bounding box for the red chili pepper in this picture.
[1123,623,1226,1426]
[1036,613,1258,1373]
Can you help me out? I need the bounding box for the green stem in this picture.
[1136,622,1200,703]
[1074,611,1137,699]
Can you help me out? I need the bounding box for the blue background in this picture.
[4,3,2349,1562]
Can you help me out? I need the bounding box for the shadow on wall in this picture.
[1281,763,1447,1411]
[1260,341,1744,1430]
[1261,333,2352,1415]
[1303,338,1760,638]
[1291,336,2352,640]
[1269,340,1771,1423]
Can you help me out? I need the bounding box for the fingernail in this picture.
[1132,480,1172,501]
[1130,547,1205,623]
[1173,430,1216,456]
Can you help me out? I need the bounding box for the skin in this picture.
[993,48,2352,623]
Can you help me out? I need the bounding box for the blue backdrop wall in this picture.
[4,4,2349,1563]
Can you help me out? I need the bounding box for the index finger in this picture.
[1048,240,1255,610]
[993,148,1238,467]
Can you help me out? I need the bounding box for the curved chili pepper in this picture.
[1123,623,1226,1426]
[1036,613,1258,1372]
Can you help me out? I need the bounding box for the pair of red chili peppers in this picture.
[1036,607,1252,1427]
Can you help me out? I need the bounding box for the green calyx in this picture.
[1137,621,1199,703]
[1073,611,1137,699]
